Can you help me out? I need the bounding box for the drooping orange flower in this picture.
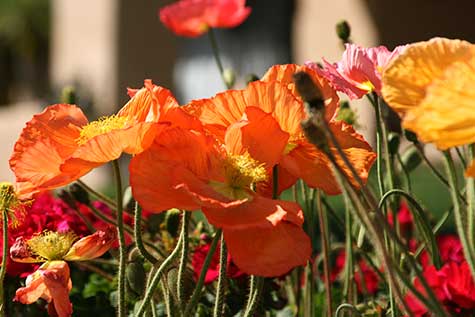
[381,38,475,176]
[9,80,183,195]
[159,0,251,37]
[130,120,311,276]
[185,64,376,195]
[11,228,116,317]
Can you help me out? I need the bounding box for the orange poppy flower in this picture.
[159,0,251,37]
[9,80,181,195]
[130,120,311,276]
[381,38,475,176]
[185,64,376,195]
[11,228,116,317]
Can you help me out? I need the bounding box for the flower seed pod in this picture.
[126,261,146,295]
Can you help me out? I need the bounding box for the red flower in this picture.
[191,240,245,284]
[1,192,91,278]
[159,0,251,37]
[419,234,464,268]
[330,251,380,294]
[387,201,414,237]
[405,261,475,316]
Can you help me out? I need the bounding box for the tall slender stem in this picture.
[112,160,126,317]
[213,234,227,317]
[136,233,184,317]
[244,276,264,317]
[316,190,332,317]
[133,202,158,264]
[76,179,117,208]
[177,211,190,314]
[443,151,475,279]
[184,229,222,315]
[208,28,231,89]
[0,209,8,316]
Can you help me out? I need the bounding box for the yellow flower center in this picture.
[211,153,267,200]
[77,115,128,145]
[356,80,375,93]
[27,231,78,261]
[0,182,27,227]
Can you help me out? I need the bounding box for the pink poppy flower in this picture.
[308,44,405,99]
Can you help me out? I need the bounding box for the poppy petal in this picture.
[262,64,339,121]
[225,107,289,168]
[403,58,475,150]
[9,104,87,191]
[382,37,474,116]
[203,195,303,229]
[63,228,116,261]
[118,80,179,122]
[223,221,311,276]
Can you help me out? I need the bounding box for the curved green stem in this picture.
[112,160,126,317]
[184,229,222,316]
[443,151,475,279]
[213,234,227,317]
[335,303,362,317]
[244,276,264,317]
[317,190,332,317]
[0,209,8,316]
[379,189,441,268]
[177,211,190,313]
[136,226,185,316]
[133,202,158,264]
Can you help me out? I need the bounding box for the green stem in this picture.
[244,276,264,317]
[77,179,117,208]
[443,151,475,279]
[184,229,222,316]
[467,145,475,252]
[317,190,332,317]
[335,303,362,317]
[213,234,227,317]
[136,226,185,317]
[0,209,8,316]
[416,146,467,205]
[133,202,158,264]
[112,160,126,317]
[368,94,385,197]
[208,28,231,89]
[177,211,190,314]
[342,194,354,303]
[396,152,412,192]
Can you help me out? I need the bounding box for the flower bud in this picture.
[388,132,400,156]
[69,183,90,205]
[336,101,358,126]
[401,147,422,173]
[126,260,146,295]
[165,208,181,237]
[223,68,236,88]
[61,86,76,104]
[245,73,260,84]
[336,20,351,43]
[404,129,419,144]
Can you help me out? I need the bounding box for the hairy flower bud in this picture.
[336,20,351,43]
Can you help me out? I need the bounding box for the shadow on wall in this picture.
[364,0,475,48]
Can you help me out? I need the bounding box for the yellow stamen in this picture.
[211,153,267,200]
[0,182,28,227]
[27,231,78,261]
[77,115,127,145]
[356,80,375,92]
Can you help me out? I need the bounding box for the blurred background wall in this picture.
[1,0,475,184]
